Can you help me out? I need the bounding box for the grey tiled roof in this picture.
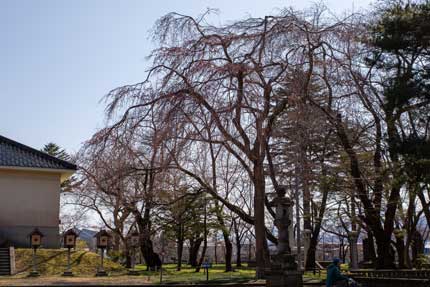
[0,135,77,171]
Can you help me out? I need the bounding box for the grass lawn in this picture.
[0,264,258,286]
[133,263,257,284]
[303,263,351,283]
[303,270,326,281]
[4,251,260,286]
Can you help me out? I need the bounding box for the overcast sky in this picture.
[0,0,373,154]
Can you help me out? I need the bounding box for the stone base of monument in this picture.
[265,254,303,287]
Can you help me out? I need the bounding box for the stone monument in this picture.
[266,186,302,287]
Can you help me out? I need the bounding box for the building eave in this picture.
[0,166,76,183]
[0,134,77,170]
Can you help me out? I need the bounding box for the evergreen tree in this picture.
[42,142,70,161]
[369,0,430,181]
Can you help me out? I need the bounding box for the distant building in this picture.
[0,135,76,248]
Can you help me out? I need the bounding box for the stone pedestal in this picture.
[266,254,302,287]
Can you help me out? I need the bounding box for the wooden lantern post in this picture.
[28,228,44,277]
[94,230,111,276]
[62,229,78,276]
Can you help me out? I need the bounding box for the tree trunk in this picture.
[130,169,161,270]
[367,232,377,266]
[339,238,345,261]
[374,235,396,269]
[306,235,318,271]
[411,231,424,267]
[140,238,161,270]
[248,239,252,262]
[134,207,161,270]
[305,167,329,271]
[215,201,233,272]
[294,163,302,270]
[236,241,242,267]
[188,237,203,267]
[394,234,406,269]
[374,116,401,269]
[417,191,430,230]
[196,198,208,272]
[300,142,311,269]
[224,233,233,272]
[124,240,132,268]
[176,223,184,271]
[335,116,398,269]
[214,235,218,264]
[301,144,312,232]
[195,240,208,272]
[253,162,270,278]
[195,233,208,272]
[233,219,242,267]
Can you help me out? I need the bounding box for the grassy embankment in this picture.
[14,248,125,276]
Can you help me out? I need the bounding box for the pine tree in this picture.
[42,142,70,161]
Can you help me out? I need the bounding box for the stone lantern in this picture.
[94,230,111,276]
[63,229,78,276]
[265,186,302,287]
[271,186,294,255]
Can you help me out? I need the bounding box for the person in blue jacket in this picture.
[326,258,350,287]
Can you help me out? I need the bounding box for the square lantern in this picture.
[63,229,78,248]
[29,228,44,248]
[94,229,111,249]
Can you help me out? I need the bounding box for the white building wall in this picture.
[0,169,61,248]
